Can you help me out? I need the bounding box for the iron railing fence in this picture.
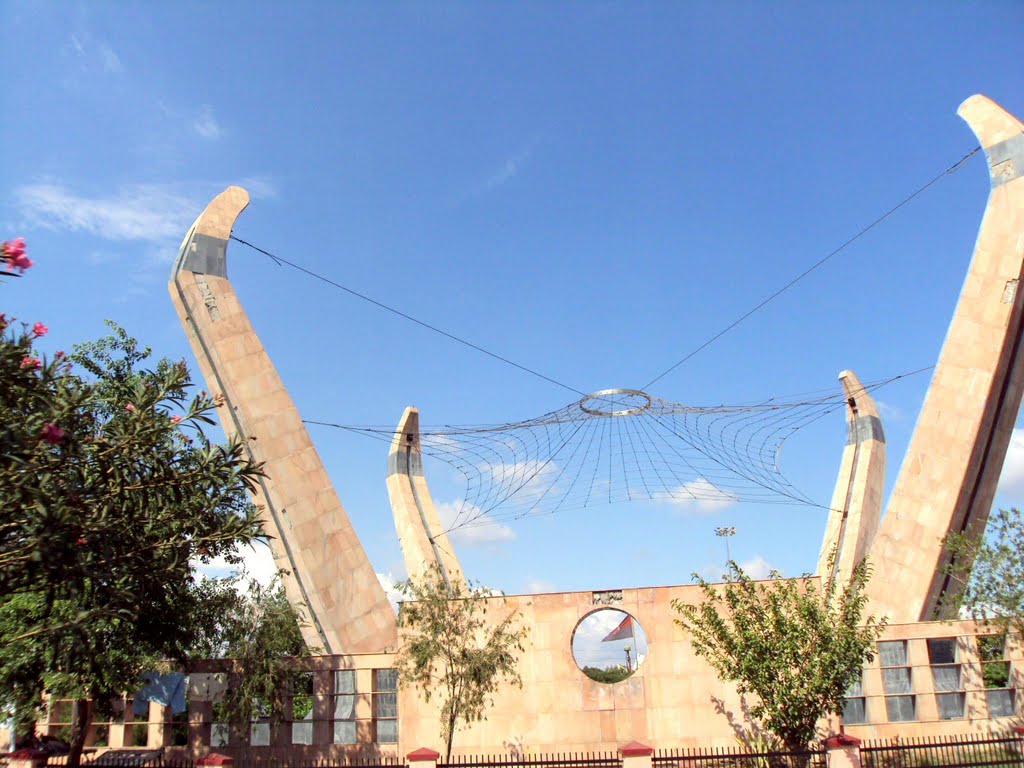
[652,747,826,768]
[861,733,1023,768]
[1,756,406,768]
[440,753,622,768]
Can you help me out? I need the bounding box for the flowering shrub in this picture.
[2,237,32,274]
[0,238,267,765]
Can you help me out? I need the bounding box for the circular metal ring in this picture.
[579,388,653,417]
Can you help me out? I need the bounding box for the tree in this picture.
[0,245,267,767]
[192,575,312,744]
[672,557,885,752]
[396,565,527,760]
[943,507,1023,639]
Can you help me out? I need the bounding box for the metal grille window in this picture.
[210,701,229,747]
[250,700,271,746]
[879,640,915,722]
[842,674,867,725]
[373,669,398,744]
[978,634,1015,718]
[291,672,314,745]
[928,638,964,719]
[333,670,357,745]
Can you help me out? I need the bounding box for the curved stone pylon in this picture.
[818,369,886,587]
[866,95,1024,622]
[169,186,398,653]
[386,407,466,590]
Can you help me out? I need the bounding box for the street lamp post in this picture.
[715,526,736,566]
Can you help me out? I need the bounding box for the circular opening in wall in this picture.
[572,608,649,684]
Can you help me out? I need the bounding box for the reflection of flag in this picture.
[601,615,634,643]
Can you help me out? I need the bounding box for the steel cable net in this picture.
[318,382,892,536]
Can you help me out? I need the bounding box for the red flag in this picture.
[601,615,634,643]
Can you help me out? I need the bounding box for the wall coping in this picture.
[824,734,862,748]
[197,753,235,766]
[620,741,654,757]
[408,748,441,761]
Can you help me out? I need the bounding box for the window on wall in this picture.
[928,637,964,720]
[879,640,915,722]
[49,700,74,743]
[211,701,229,748]
[979,634,1016,718]
[291,672,314,745]
[250,701,271,746]
[373,669,398,744]
[333,670,357,745]
[842,674,867,724]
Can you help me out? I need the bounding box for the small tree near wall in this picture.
[672,557,885,752]
[397,565,527,760]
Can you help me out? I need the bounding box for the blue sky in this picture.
[3,2,1024,597]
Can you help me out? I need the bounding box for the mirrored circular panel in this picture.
[571,608,649,684]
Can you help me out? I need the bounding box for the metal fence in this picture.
[653,747,826,768]
[861,733,1024,768]
[440,754,622,768]
[2,757,406,768]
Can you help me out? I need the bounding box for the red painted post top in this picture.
[620,741,654,757]
[824,734,863,748]
[407,748,441,762]
[197,754,235,766]
[1014,726,1024,736]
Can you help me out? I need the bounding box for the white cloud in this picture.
[195,541,279,589]
[698,555,780,582]
[16,182,200,242]
[193,107,222,140]
[739,555,779,580]
[98,43,123,74]
[875,399,904,422]
[996,427,1024,499]
[376,572,404,614]
[238,176,278,200]
[68,33,122,75]
[485,142,537,190]
[657,478,739,515]
[437,499,516,546]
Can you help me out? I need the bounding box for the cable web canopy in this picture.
[308,379,907,537]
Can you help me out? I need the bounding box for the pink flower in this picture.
[125,403,136,412]
[170,414,182,424]
[5,237,26,258]
[55,350,65,359]
[21,356,41,369]
[32,322,48,337]
[3,238,32,273]
[41,423,65,444]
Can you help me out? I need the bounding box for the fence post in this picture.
[408,747,441,768]
[1014,726,1024,758]
[4,749,48,768]
[197,753,236,767]
[823,734,862,768]
[620,741,653,768]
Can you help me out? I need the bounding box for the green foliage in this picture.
[201,576,312,735]
[0,307,265,763]
[580,665,632,684]
[943,507,1024,640]
[397,565,527,760]
[976,634,1011,689]
[672,557,885,752]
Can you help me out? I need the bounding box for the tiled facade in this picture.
[44,91,1012,759]
[36,615,1020,757]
